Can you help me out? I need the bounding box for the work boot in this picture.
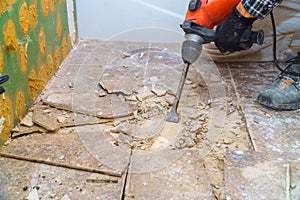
[257,52,300,110]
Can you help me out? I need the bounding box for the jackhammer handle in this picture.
[0,74,9,94]
[250,30,264,45]
[0,74,9,85]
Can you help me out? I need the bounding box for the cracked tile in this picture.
[126,150,214,199]
[225,149,288,200]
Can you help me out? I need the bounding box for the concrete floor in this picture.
[1,40,300,200]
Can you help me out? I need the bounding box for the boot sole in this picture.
[258,100,300,111]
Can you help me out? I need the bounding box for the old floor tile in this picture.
[99,64,183,96]
[32,101,112,128]
[0,157,125,199]
[76,124,131,173]
[2,127,122,175]
[98,47,188,97]
[125,150,214,199]
[11,125,41,138]
[242,104,300,157]
[44,63,107,96]
[225,149,288,200]
[43,92,137,119]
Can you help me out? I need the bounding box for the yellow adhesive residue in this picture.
[38,64,47,89]
[0,46,3,74]
[62,36,67,59]
[56,12,62,37]
[28,68,39,101]
[18,45,28,73]
[29,3,38,29]
[41,0,49,17]
[49,0,55,13]
[0,95,13,141]
[7,0,16,12]
[3,19,18,52]
[19,2,29,34]
[0,1,7,14]
[39,26,46,54]
[46,53,54,77]
[54,46,61,69]
[67,34,72,50]
[15,90,25,120]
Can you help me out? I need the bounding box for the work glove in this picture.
[215,6,257,53]
[0,74,9,94]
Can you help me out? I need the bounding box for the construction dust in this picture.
[6,41,259,199]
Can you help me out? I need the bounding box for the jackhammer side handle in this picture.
[251,30,264,45]
[239,29,264,50]
[0,74,9,94]
[0,74,9,85]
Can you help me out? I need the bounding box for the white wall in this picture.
[75,0,189,42]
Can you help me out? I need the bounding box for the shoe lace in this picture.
[270,12,300,77]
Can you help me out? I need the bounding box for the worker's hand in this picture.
[215,6,257,53]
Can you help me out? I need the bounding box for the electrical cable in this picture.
[270,11,300,76]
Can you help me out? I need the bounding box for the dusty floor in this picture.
[1,40,300,200]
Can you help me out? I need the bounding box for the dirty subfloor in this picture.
[1,40,300,200]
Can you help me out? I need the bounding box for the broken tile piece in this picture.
[99,65,181,97]
[151,87,167,97]
[121,53,131,58]
[111,114,164,139]
[20,112,34,127]
[33,105,60,131]
[11,125,41,138]
[43,92,136,119]
[76,124,131,173]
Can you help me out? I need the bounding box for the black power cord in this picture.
[270,11,300,76]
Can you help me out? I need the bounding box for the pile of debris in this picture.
[12,49,213,153]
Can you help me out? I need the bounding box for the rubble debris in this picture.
[121,53,131,58]
[11,125,41,138]
[57,116,66,123]
[33,104,60,131]
[173,136,195,149]
[68,82,74,90]
[98,90,107,97]
[136,92,154,102]
[151,88,167,97]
